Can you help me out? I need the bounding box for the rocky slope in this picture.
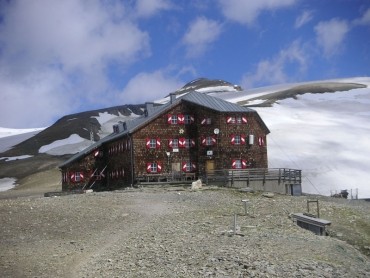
[0,186,369,277]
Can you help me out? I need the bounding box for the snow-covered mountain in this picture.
[1,77,370,198]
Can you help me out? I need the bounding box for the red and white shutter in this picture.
[241,134,246,145]
[70,173,75,183]
[157,163,162,173]
[121,168,125,177]
[258,136,265,146]
[242,116,248,124]
[242,160,248,169]
[191,139,196,147]
[226,116,233,124]
[190,115,195,123]
[146,138,151,149]
[201,136,206,146]
[156,138,161,149]
[167,114,172,124]
[231,159,237,169]
[211,136,217,145]
[192,163,196,171]
[179,137,186,148]
[178,114,185,124]
[182,161,187,172]
[230,134,236,145]
[80,172,84,181]
[168,139,173,148]
[201,118,206,125]
[146,163,152,173]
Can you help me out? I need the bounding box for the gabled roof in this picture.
[59,91,269,168]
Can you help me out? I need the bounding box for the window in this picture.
[146,162,162,173]
[146,138,161,149]
[201,117,212,125]
[74,172,83,182]
[167,114,178,124]
[184,115,194,124]
[233,160,242,169]
[169,138,179,149]
[236,116,242,124]
[230,134,246,145]
[182,161,196,172]
[201,136,216,146]
[232,159,247,169]
[179,138,195,148]
[227,116,236,124]
[234,135,241,145]
[227,116,248,124]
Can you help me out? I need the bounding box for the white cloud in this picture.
[0,0,150,128]
[119,70,183,104]
[241,40,308,88]
[314,18,349,57]
[182,17,223,58]
[134,0,173,18]
[218,0,296,26]
[353,8,370,26]
[294,10,313,29]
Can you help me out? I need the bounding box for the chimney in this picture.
[169,93,177,104]
[145,102,154,117]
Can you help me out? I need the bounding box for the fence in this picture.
[203,168,302,187]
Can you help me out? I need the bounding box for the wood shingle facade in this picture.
[59,92,270,191]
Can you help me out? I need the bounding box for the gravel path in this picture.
[0,186,369,277]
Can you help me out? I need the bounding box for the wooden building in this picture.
[59,91,270,191]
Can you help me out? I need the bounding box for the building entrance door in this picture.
[206,160,215,173]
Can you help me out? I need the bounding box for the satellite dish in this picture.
[214,128,220,135]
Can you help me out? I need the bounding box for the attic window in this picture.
[171,115,177,124]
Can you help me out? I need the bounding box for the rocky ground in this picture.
[0,185,369,278]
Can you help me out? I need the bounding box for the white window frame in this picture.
[234,159,242,169]
[149,139,157,149]
[75,172,81,182]
[172,139,179,148]
[171,115,178,124]
[150,163,158,173]
[184,115,192,125]
[234,135,241,145]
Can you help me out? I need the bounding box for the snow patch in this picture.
[0,178,17,191]
[0,127,45,139]
[39,134,92,155]
[0,155,33,162]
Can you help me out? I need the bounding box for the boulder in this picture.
[191,179,202,190]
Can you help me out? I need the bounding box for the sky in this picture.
[0,0,369,128]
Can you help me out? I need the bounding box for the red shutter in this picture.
[178,114,185,124]
[258,136,265,146]
[242,160,248,169]
[230,134,235,145]
[242,116,248,124]
[80,172,84,181]
[201,118,206,125]
[146,163,152,173]
[192,163,196,171]
[146,138,151,149]
[168,139,173,148]
[241,134,246,145]
[167,114,172,124]
[201,136,206,146]
[157,163,162,173]
[191,139,196,147]
[190,115,195,123]
[179,137,186,148]
[231,159,237,169]
[212,136,217,145]
[227,116,233,124]
[182,161,187,172]
[156,138,161,149]
[70,173,75,183]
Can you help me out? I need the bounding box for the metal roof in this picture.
[59,91,266,168]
